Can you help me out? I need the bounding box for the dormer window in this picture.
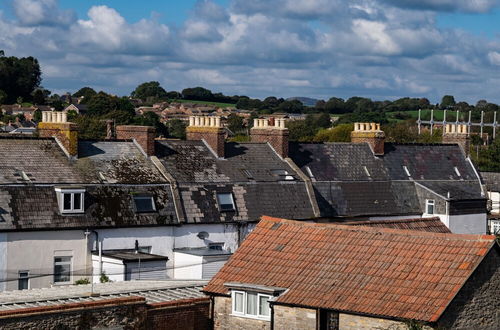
[133,196,156,213]
[55,187,85,214]
[425,199,435,215]
[217,193,235,211]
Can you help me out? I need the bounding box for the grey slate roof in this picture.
[416,181,484,200]
[0,280,208,311]
[0,137,82,184]
[481,172,500,191]
[313,181,421,217]
[0,184,177,231]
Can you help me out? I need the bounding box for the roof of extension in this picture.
[338,217,451,233]
[0,184,177,231]
[481,172,500,191]
[204,216,497,322]
[416,181,484,200]
[156,140,298,183]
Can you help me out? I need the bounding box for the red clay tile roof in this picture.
[204,216,497,322]
[339,217,451,233]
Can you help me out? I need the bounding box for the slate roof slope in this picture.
[289,143,388,181]
[313,181,420,217]
[481,172,500,191]
[77,140,165,184]
[339,217,451,233]
[0,136,82,184]
[180,183,315,223]
[0,185,177,230]
[204,216,497,322]
[416,181,484,200]
[156,140,298,183]
[382,143,477,181]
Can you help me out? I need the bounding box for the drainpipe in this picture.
[270,302,274,330]
[446,192,450,230]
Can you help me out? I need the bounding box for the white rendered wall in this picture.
[488,191,500,214]
[91,255,125,283]
[0,233,7,291]
[447,213,487,234]
[173,252,203,279]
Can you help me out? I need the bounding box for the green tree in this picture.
[181,87,213,101]
[32,89,46,105]
[33,109,42,122]
[86,91,116,116]
[166,119,187,139]
[324,97,345,114]
[75,115,106,139]
[227,113,244,134]
[0,89,6,104]
[73,87,96,103]
[440,95,456,109]
[314,113,331,129]
[131,81,167,101]
[475,137,500,171]
[313,124,353,142]
[0,52,42,103]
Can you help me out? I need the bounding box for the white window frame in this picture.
[425,199,435,215]
[55,188,85,214]
[216,193,236,212]
[231,290,272,320]
[18,270,30,290]
[490,220,500,235]
[53,256,72,284]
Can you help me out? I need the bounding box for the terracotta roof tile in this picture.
[204,216,496,322]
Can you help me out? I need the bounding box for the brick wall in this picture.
[250,128,289,158]
[213,296,270,330]
[0,297,147,330]
[273,305,316,330]
[437,246,500,329]
[116,125,156,156]
[350,131,385,156]
[442,134,470,156]
[186,126,225,158]
[147,297,211,330]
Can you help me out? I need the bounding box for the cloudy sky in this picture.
[1,0,500,103]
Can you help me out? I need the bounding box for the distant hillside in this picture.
[286,97,320,107]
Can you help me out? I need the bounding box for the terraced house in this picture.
[0,113,489,291]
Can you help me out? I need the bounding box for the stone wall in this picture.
[213,296,270,330]
[273,305,316,330]
[339,313,432,330]
[147,297,211,330]
[437,246,500,329]
[0,297,147,330]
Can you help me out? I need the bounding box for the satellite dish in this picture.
[197,231,209,240]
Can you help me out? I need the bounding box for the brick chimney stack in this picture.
[38,111,78,157]
[250,118,289,158]
[442,124,470,156]
[186,116,225,158]
[351,122,386,156]
[116,125,156,156]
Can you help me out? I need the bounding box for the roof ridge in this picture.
[259,216,496,242]
[341,217,441,224]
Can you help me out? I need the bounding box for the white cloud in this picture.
[12,0,75,26]
[487,51,500,65]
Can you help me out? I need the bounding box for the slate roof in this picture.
[180,183,315,223]
[0,136,82,184]
[156,140,298,183]
[339,217,451,233]
[204,216,497,322]
[313,181,420,217]
[0,184,177,230]
[481,172,500,191]
[416,181,484,200]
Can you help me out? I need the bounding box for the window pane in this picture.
[246,292,257,315]
[234,292,244,313]
[217,193,234,211]
[54,257,71,283]
[63,193,71,210]
[73,193,82,210]
[18,272,29,290]
[134,197,155,212]
[259,295,270,317]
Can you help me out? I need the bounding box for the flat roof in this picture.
[95,249,169,262]
[174,247,232,257]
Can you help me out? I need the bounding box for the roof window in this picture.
[217,193,235,212]
[55,187,85,214]
[133,196,156,213]
[271,169,295,181]
[242,169,254,180]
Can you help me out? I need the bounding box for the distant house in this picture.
[204,216,500,330]
[64,103,87,114]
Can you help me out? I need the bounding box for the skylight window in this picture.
[217,193,235,211]
[271,169,295,181]
[55,187,85,214]
[133,196,156,213]
[242,169,254,180]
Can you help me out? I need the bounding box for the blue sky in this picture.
[1,0,500,103]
